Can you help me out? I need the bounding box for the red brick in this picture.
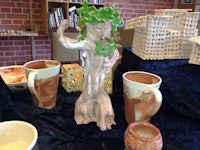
[25,51,32,56]
[9,36,30,40]
[25,41,31,45]
[5,51,15,56]
[13,20,23,24]
[11,56,30,61]
[0,63,5,67]
[12,8,22,13]
[0,52,4,56]
[0,46,19,51]
[5,62,17,66]
[0,14,6,18]
[35,40,44,45]
[15,41,25,45]
[1,20,12,24]
[3,41,14,46]
[0,0,173,65]
[0,57,10,64]
[7,14,28,19]
[0,37,8,40]
[16,51,25,56]
[20,46,31,51]
[0,2,15,7]
[16,3,29,8]
[1,8,11,13]
[34,9,42,14]
[23,9,30,14]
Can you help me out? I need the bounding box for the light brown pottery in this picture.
[57,19,119,130]
[124,121,163,150]
[123,71,162,124]
[24,59,60,109]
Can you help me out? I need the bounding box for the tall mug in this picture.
[123,71,162,124]
[24,60,61,109]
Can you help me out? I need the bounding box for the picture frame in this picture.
[181,0,193,4]
[177,0,195,10]
[195,5,200,12]
[196,0,200,4]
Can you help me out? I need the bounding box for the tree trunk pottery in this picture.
[57,19,119,130]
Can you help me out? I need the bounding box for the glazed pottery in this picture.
[57,19,119,130]
[24,59,60,109]
[123,71,162,124]
[124,122,163,150]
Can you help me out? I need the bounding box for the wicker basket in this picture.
[154,9,191,30]
[61,64,83,93]
[178,12,200,58]
[125,10,200,60]
[61,64,113,93]
[104,69,113,94]
[125,15,148,29]
[165,29,181,59]
[188,36,200,65]
[125,15,171,60]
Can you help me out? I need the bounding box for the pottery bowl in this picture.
[0,120,38,150]
[0,65,27,91]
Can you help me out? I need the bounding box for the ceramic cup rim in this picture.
[123,71,162,86]
[0,65,27,85]
[0,120,38,150]
[128,121,162,142]
[24,59,60,71]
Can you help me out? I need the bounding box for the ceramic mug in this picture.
[122,71,162,124]
[24,59,61,109]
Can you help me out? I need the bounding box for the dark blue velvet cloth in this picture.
[0,76,127,150]
[0,47,200,150]
[113,47,200,150]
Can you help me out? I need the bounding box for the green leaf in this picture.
[77,0,123,57]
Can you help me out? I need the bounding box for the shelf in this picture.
[0,23,38,37]
[68,2,104,5]
[43,0,104,34]
[0,32,38,37]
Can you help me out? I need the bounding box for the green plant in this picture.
[76,0,123,57]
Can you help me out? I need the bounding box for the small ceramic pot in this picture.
[124,122,163,150]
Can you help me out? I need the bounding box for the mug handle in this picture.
[28,72,40,102]
[141,87,162,117]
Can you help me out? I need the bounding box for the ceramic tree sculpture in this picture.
[57,1,123,130]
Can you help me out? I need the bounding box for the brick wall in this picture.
[0,0,173,66]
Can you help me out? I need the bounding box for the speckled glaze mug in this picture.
[123,71,162,124]
[24,60,60,109]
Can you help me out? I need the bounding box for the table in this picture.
[1,47,200,150]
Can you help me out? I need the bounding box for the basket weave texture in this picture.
[189,36,200,65]
[125,9,200,60]
[61,64,113,93]
[62,64,83,93]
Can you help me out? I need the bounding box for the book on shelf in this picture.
[48,7,67,29]
[68,5,83,28]
[54,11,60,27]
[68,0,83,2]
[68,6,76,12]
[98,0,104,3]
[98,0,104,4]
[69,0,104,2]
[48,12,56,29]
[68,0,104,3]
